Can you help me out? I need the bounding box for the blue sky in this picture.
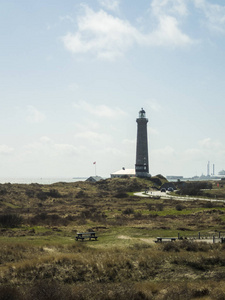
[1,0,225,178]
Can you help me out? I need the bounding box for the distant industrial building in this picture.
[166,176,183,181]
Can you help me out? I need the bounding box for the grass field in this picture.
[1,177,225,299]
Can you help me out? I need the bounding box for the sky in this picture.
[1,0,225,179]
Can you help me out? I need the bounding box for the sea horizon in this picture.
[0,177,88,185]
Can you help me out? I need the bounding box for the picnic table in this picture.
[155,237,177,243]
[76,232,98,241]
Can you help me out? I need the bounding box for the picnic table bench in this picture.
[155,237,177,243]
[76,232,98,241]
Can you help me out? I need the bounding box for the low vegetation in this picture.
[1,177,225,299]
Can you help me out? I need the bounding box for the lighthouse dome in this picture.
[139,108,146,118]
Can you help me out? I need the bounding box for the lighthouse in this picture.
[135,108,150,177]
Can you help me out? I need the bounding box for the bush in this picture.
[176,204,184,211]
[177,182,213,196]
[146,203,153,211]
[149,177,162,186]
[28,280,72,300]
[36,191,48,201]
[47,189,62,198]
[76,190,87,198]
[134,212,143,219]
[180,240,212,252]
[0,286,23,300]
[156,203,164,211]
[25,189,35,197]
[162,240,213,253]
[114,192,128,198]
[0,214,23,228]
[122,208,134,215]
[203,201,214,208]
[0,188,7,195]
[80,209,92,219]
[162,242,180,252]
[30,213,68,226]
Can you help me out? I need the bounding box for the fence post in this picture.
[198,232,200,239]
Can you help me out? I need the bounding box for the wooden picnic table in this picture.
[155,237,177,243]
[76,232,98,241]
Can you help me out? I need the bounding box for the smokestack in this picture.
[213,164,215,176]
[207,161,210,176]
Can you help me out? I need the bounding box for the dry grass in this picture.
[1,178,225,298]
[1,240,225,285]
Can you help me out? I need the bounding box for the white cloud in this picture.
[98,146,122,156]
[150,136,225,177]
[0,145,14,155]
[193,0,225,33]
[149,15,193,46]
[59,15,74,23]
[68,82,79,91]
[178,137,225,175]
[24,136,84,157]
[62,4,194,60]
[146,100,162,112]
[154,145,176,156]
[40,136,52,144]
[149,127,159,135]
[150,0,193,46]
[26,106,45,123]
[73,100,126,118]
[183,148,204,161]
[98,0,120,12]
[62,6,144,60]
[122,138,135,145]
[198,137,222,150]
[151,0,188,17]
[74,130,112,144]
[54,143,82,156]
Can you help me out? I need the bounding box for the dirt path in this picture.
[118,235,155,244]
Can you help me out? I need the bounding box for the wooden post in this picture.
[198,232,200,239]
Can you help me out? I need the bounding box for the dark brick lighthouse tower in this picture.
[135,108,150,177]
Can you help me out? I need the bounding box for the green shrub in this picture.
[177,182,212,196]
[30,213,68,226]
[25,189,35,197]
[28,280,72,300]
[122,208,134,215]
[134,212,143,219]
[0,286,23,300]
[203,201,214,208]
[76,190,88,198]
[149,177,162,186]
[0,214,23,228]
[114,192,128,198]
[36,191,48,201]
[176,204,184,211]
[47,189,62,198]
[146,203,153,211]
[0,188,7,195]
[180,240,213,252]
[162,242,180,252]
[156,203,164,211]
